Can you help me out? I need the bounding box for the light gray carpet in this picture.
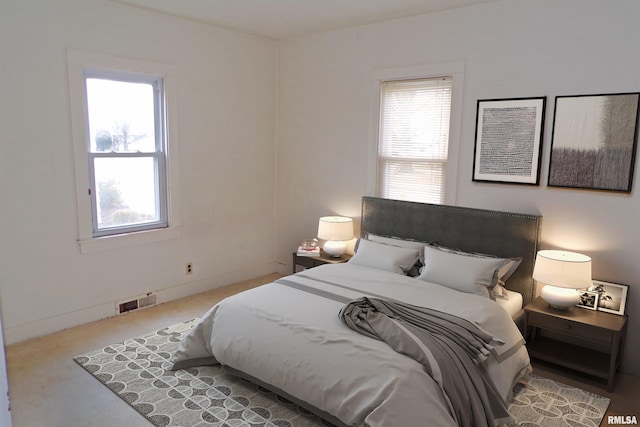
[74,319,610,427]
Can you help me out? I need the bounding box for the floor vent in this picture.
[116,292,158,315]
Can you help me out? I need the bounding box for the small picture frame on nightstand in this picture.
[577,290,599,310]
[589,280,629,315]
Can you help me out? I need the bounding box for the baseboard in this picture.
[3,262,277,345]
[4,301,116,346]
[156,263,277,303]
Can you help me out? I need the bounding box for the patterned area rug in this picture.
[508,375,609,427]
[74,320,610,427]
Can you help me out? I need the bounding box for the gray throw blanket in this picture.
[339,297,513,427]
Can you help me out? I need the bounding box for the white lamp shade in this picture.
[317,216,354,241]
[533,250,592,309]
[318,216,354,257]
[533,250,592,289]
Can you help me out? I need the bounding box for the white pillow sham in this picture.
[367,234,427,252]
[427,243,522,283]
[349,239,420,275]
[366,234,427,275]
[417,244,509,298]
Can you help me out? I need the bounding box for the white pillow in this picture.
[367,234,427,276]
[367,234,427,262]
[367,234,427,252]
[349,239,420,275]
[428,243,522,282]
[417,244,509,298]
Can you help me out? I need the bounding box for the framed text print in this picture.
[548,93,640,192]
[473,97,546,185]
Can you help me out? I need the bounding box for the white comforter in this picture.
[172,263,531,427]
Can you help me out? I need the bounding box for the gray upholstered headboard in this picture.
[361,196,542,305]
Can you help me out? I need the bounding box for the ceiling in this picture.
[110,0,502,40]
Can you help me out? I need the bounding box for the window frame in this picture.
[377,77,452,204]
[84,69,168,237]
[67,50,181,253]
[368,62,465,205]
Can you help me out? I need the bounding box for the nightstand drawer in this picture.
[527,311,612,344]
[296,256,325,269]
[292,251,352,274]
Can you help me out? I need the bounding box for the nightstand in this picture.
[292,250,352,274]
[524,296,628,392]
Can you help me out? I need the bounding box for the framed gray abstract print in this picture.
[548,93,640,192]
[473,97,546,185]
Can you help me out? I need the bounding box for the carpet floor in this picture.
[73,319,610,427]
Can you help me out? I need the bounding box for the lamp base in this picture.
[323,240,347,258]
[546,303,573,311]
[541,285,580,310]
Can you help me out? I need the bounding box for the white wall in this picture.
[1,0,638,379]
[0,0,277,343]
[275,0,640,376]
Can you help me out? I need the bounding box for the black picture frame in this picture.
[548,93,640,192]
[473,97,546,185]
[577,290,599,310]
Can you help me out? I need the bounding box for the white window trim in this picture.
[368,61,465,205]
[67,50,181,253]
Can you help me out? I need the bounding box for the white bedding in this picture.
[172,264,531,427]
[496,288,523,318]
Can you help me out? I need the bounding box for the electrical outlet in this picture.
[186,262,193,275]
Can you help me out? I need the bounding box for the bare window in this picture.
[84,72,167,237]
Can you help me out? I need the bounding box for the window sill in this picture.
[78,226,181,254]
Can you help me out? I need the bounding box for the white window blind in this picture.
[378,77,452,204]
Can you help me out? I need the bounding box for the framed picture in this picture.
[589,280,629,315]
[473,97,546,185]
[548,93,640,192]
[577,290,599,310]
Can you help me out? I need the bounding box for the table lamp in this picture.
[532,250,592,310]
[317,216,354,257]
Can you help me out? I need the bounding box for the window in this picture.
[377,76,453,204]
[67,51,180,253]
[84,71,167,237]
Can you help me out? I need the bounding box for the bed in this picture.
[172,197,542,427]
